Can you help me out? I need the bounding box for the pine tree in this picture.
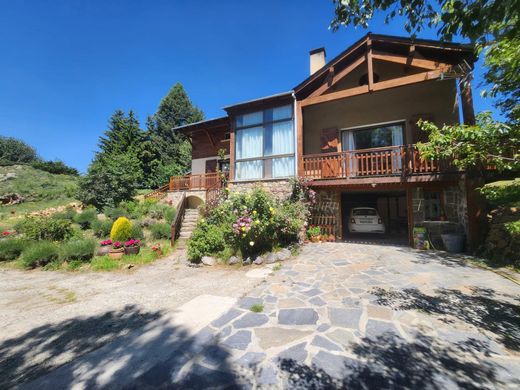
[147,83,204,186]
[98,110,146,158]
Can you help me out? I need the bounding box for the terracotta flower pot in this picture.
[109,248,125,259]
[97,246,111,256]
[124,246,140,255]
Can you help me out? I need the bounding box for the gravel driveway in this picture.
[2,244,520,389]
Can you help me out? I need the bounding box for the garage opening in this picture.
[341,190,409,245]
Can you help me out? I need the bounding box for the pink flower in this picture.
[100,239,112,246]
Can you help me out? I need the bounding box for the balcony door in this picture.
[341,122,404,176]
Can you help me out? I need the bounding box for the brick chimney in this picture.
[309,47,326,75]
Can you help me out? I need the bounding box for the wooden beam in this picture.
[301,69,447,107]
[229,118,236,181]
[203,129,216,148]
[372,50,450,71]
[296,101,304,176]
[367,41,374,91]
[460,79,476,125]
[309,57,366,98]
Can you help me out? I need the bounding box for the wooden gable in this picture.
[294,33,476,108]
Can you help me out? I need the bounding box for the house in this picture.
[158,33,485,250]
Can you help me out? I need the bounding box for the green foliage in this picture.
[150,222,172,240]
[30,160,79,176]
[0,238,26,261]
[188,188,309,262]
[15,216,73,241]
[148,203,172,220]
[52,207,77,221]
[417,112,520,171]
[505,220,520,236]
[480,180,520,206]
[91,219,113,238]
[59,239,96,262]
[130,222,144,240]
[21,241,59,268]
[187,222,226,263]
[90,256,120,271]
[250,304,264,313]
[146,83,204,187]
[103,205,128,220]
[77,152,143,210]
[307,226,321,239]
[0,136,38,164]
[110,217,133,242]
[73,207,98,229]
[164,207,176,224]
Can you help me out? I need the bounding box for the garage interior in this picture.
[341,190,409,245]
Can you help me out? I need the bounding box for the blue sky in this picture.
[0,0,496,172]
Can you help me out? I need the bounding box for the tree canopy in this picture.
[0,136,38,164]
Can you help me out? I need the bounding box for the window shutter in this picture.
[320,127,339,153]
[205,159,218,173]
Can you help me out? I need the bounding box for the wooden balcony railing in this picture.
[169,172,229,191]
[303,145,454,181]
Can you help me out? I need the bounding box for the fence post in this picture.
[169,176,173,191]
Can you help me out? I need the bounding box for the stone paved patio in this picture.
[170,243,520,388]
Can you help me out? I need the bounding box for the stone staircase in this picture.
[176,208,200,249]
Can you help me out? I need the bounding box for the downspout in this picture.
[292,91,298,178]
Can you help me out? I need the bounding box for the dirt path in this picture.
[0,253,260,387]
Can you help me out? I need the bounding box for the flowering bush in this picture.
[112,241,123,249]
[1,231,14,238]
[124,239,140,248]
[100,239,112,246]
[187,188,309,262]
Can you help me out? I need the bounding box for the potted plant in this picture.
[109,241,125,259]
[97,239,112,256]
[307,226,321,243]
[124,239,141,255]
[151,243,163,256]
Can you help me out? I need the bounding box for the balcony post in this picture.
[296,101,304,176]
[169,176,173,191]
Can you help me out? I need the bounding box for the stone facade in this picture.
[228,179,293,201]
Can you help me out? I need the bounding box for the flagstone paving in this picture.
[169,243,520,388]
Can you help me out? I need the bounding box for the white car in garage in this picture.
[348,207,386,234]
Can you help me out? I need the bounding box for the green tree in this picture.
[330,0,520,123]
[0,136,38,164]
[97,110,146,158]
[77,152,143,210]
[417,112,520,172]
[147,83,204,187]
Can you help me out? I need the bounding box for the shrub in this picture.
[110,217,133,242]
[73,207,98,229]
[52,207,77,221]
[187,221,226,263]
[60,239,96,262]
[92,219,113,238]
[0,239,26,261]
[30,160,79,175]
[148,203,171,220]
[130,222,144,240]
[150,222,172,240]
[15,216,73,241]
[307,226,321,239]
[21,241,59,268]
[103,206,128,220]
[164,207,176,224]
[480,179,520,206]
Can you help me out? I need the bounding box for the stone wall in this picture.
[228,179,293,201]
[482,206,520,267]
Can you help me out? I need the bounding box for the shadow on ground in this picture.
[399,247,470,267]
[281,332,509,389]
[372,286,520,351]
[0,305,240,389]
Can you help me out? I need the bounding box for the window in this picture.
[341,122,404,151]
[234,105,294,180]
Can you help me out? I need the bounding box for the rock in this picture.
[126,264,135,269]
[0,193,24,205]
[277,248,291,261]
[201,256,216,266]
[222,330,252,350]
[243,257,252,265]
[211,308,243,328]
[265,253,278,264]
[277,342,308,361]
[328,308,362,328]
[311,335,342,351]
[253,256,264,265]
[235,352,266,367]
[228,256,240,265]
[232,313,269,328]
[278,308,319,325]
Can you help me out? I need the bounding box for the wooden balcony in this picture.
[169,172,228,191]
[302,145,456,183]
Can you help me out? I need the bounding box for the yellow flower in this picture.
[241,226,246,231]
[242,234,246,238]
[269,207,274,212]
[252,210,257,214]
[255,220,260,224]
